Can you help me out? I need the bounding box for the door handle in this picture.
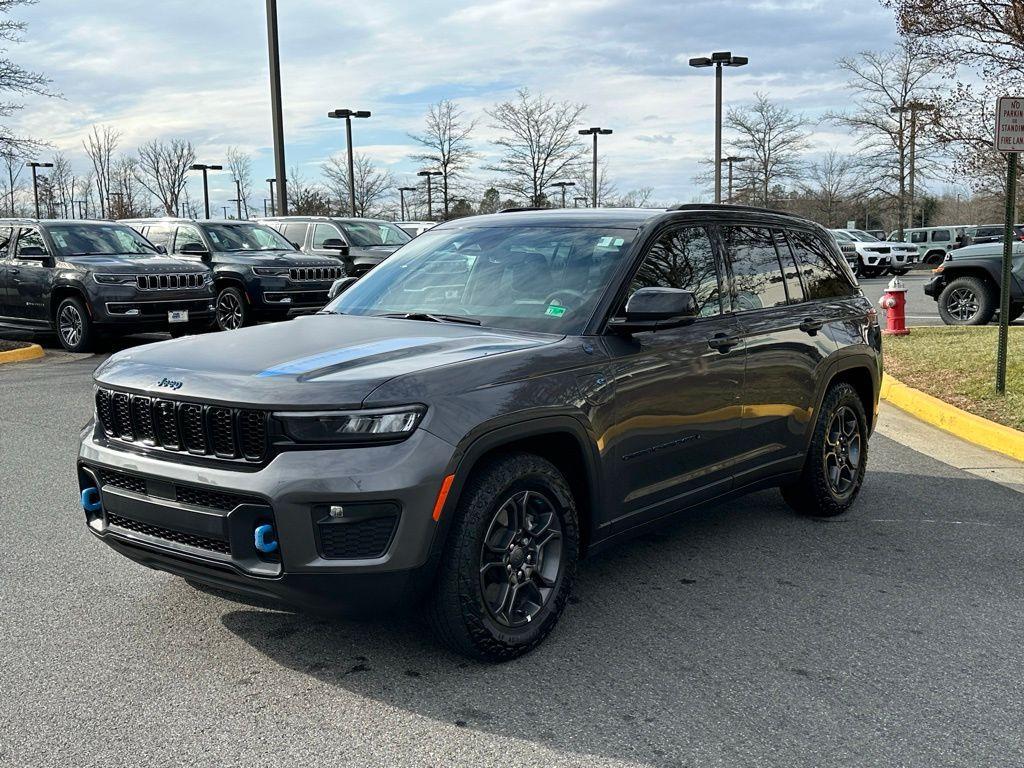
[9,268,18,275]
[799,317,825,336]
[707,333,741,353]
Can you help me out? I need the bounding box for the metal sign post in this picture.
[993,97,1023,393]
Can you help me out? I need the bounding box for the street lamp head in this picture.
[723,55,748,67]
[724,155,749,162]
[552,181,576,188]
[27,161,54,168]
[579,127,612,136]
[688,57,712,68]
[266,177,276,183]
[191,163,222,171]
[329,109,372,119]
[711,51,732,62]
[354,110,371,118]
[417,169,442,178]
[398,186,417,192]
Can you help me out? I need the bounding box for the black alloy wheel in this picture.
[215,286,249,331]
[822,405,863,498]
[479,490,564,628]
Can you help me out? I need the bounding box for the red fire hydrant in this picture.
[878,277,910,336]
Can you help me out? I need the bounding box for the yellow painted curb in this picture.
[880,372,1024,462]
[0,343,44,365]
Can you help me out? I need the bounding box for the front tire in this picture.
[782,383,868,518]
[859,263,883,278]
[214,286,251,331]
[55,296,96,352]
[427,453,579,661]
[937,276,996,326]
[891,267,910,276]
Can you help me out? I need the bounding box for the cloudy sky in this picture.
[10,0,905,210]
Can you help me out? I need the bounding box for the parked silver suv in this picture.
[261,216,411,278]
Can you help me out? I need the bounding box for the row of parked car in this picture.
[0,215,416,352]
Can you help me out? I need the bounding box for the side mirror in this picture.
[179,242,210,256]
[321,238,351,257]
[18,246,56,267]
[154,244,167,254]
[327,276,359,300]
[607,287,699,334]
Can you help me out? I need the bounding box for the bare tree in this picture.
[49,152,75,218]
[225,146,254,218]
[485,88,587,206]
[827,42,943,233]
[287,167,332,216]
[726,92,810,207]
[83,125,120,217]
[322,153,394,217]
[572,159,616,208]
[615,187,657,207]
[0,0,55,158]
[797,149,863,227]
[1,148,24,214]
[134,138,195,215]
[112,155,152,218]
[408,100,477,218]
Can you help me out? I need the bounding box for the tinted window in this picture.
[313,223,342,249]
[174,226,204,252]
[338,221,411,247]
[15,228,48,257]
[773,230,805,303]
[787,230,857,300]
[931,229,951,242]
[280,222,309,247]
[145,223,174,247]
[203,223,293,251]
[910,231,928,243]
[630,226,722,317]
[0,226,13,257]
[725,226,790,310]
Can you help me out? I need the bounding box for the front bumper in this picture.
[248,276,336,311]
[78,424,457,613]
[92,287,216,327]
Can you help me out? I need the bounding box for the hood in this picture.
[66,254,209,272]
[93,314,559,408]
[858,241,916,250]
[212,249,338,267]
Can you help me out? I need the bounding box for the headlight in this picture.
[253,267,289,276]
[275,405,425,444]
[93,273,138,285]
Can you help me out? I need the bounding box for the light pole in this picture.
[222,205,229,218]
[265,0,287,214]
[689,51,748,204]
[266,178,276,216]
[890,101,935,234]
[328,109,371,216]
[190,164,222,219]
[551,180,576,208]
[398,186,417,220]
[573,196,589,208]
[263,198,271,216]
[578,128,612,207]
[417,170,442,220]
[26,161,53,218]
[723,155,748,203]
[232,178,245,219]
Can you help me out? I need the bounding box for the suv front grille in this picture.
[96,467,262,512]
[289,266,343,281]
[95,388,268,463]
[136,273,206,290]
[106,513,231,554]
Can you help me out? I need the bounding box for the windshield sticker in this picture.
[545,305,566,318]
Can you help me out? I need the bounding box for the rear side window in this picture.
[280,222,309,247]
[630,226,722,317]
[145,223,174,247]
[910,231,927,243]
[787,230,857,300]
[723,226,790,310]
[174,226,204,252]
[931,229,950,242]
[0,226,13,256]
[15,228,47,256]
[312,223,342,249]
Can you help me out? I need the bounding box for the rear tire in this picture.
[891,267,910,276]
[427,452,579,661]
[937,276,996,326]
[859,263,883,278]
[924,250,946,266]
[782,382,868,518]
[55,296,97,353]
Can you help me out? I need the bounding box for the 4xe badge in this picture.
[156,377,183,391]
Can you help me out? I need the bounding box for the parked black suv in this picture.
[124,219,344,330]
[261,216,410,278]
[0,219,214,351]
[78,206,881,660]
[923,240,1024,325]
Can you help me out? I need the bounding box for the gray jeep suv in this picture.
[77,205,881,660]
[261,216,410,278]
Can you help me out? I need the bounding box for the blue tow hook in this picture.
[254,523,279,554]
[81,487,102,513]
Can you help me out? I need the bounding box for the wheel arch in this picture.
[810,353,880,441]
[941,267,999,291]
[437,415,605,557]
[49,283,90,322]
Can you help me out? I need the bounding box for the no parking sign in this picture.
[995,97,1024,152]
[993,97,1024,393]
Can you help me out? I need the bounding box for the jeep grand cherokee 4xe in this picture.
[77,205,881,660]
[0,219,214,351]
[124,219,345,330]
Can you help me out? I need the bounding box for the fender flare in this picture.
[805,350,881,450]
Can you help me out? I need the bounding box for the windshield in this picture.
[831,230,853,242]
[339,221,411,247]
[202,222,295,252]
[327,225,637,334]
[47,224,158,257]
[847,230,880,242]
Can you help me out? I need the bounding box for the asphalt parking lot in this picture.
[2,349,1023,767]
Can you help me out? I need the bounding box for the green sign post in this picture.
[994,97,1023,394]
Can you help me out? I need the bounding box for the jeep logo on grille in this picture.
[156,377,183,390]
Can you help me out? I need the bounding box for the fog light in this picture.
[329,505,345,518]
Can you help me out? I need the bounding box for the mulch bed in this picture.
[0,340,32,353]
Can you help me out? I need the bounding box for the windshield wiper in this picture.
[381,311,481,325]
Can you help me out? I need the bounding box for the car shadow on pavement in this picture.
[219,465,1024,766]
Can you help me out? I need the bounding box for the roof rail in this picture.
[498,207,550,213]
[667,202,819,224]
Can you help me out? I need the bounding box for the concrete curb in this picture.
[0,343,44,365]
[880,373,1024,462]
